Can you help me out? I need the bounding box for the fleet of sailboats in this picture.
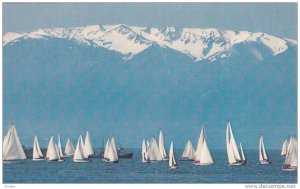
[193,126,214,165]
[181,139,195,161]
[2,121,297,172]
[258,136,271,164]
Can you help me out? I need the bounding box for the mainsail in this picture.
[226,121,242,165]
[84,131,94,156]
[169,141,177,168]
[181,139,195,160]
[33,136,44,160]
[281,139,288,156]
[240,142,246,161]
[194,126,213,165]
[64,138,75,156]
[57,134,64,160]
[142,139,148,162]
[259,136,269,162]
[3,123,26,161]
[73,135,88,162]
[46,136,59,161]
[159,131,168,160]
[106,138,118,162]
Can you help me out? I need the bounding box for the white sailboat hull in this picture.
[32,158,45,161]
[282,167,297,171]
[74,159,89,163]
[193,162,214,166]
[170,166,178,169]
[228,162,243,166]
[102,158,118,163]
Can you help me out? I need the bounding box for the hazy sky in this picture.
[3,3,297,39]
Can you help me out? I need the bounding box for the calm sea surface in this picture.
[3,149,297,183]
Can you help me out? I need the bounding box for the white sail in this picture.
[57,134,64,159]
[240,142,246,161]
[194,126,213,165]
[33,136,44,160]
[103,139,110,159]
[64,138,75,156]
[281,139,288,156]
[46,136,59,161]
[147,138,163,161]
[84,130,94,156]
[142,139,148,162]
[284,137,297,168]
[169,141,177,168]
[182,139,194,160]
[73,135,88,162]
[106,138,118,162]
[259,136,268,162]
[226,122,241,164]
[3,127,11,156]
[159,130,168,159]
[146,140,150,149]
[3,124,26,161]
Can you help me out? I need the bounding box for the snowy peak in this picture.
[3,24,297,61]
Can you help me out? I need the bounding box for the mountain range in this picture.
[3,24,297,149]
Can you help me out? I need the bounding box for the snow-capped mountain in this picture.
[3,24,297,61]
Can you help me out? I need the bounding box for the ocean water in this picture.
[3,149,296,183]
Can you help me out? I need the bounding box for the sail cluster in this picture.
[193,126,214,165]
[73,131,94,162]
[142,130,168,162]
[283,136,297,170]
[3,123,26,161]
[181,139,195,160]
[103,137,118,163]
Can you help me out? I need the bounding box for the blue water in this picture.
[3,149,296,183]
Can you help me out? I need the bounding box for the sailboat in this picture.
[64,138,75,156]
[84,130,94,157]
[73,135,89,163]
[3,123,26,161]
[239,142,246,164]
[32,136,44,161]
[159,130,168,160]
[181,139,195,161]
[142,139,149,163]
[193,126,214,165]
[147,138,163,162]
[57,135,65,162]
[169,141,178,169]
[103,137,118,163]
[46,136,59,161]
[258,136,271,164]
[282,136,297,171]
[226,121,243,165]
[281,139,289,157]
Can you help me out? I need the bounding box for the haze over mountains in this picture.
[3,24,297,149]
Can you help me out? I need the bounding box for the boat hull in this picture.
[193,162,214,166]
[73,159,89,163]
[170,166,178,169]
[259,160,272,165]
[32,158,45,161]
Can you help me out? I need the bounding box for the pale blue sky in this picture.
[3,3,297,39]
